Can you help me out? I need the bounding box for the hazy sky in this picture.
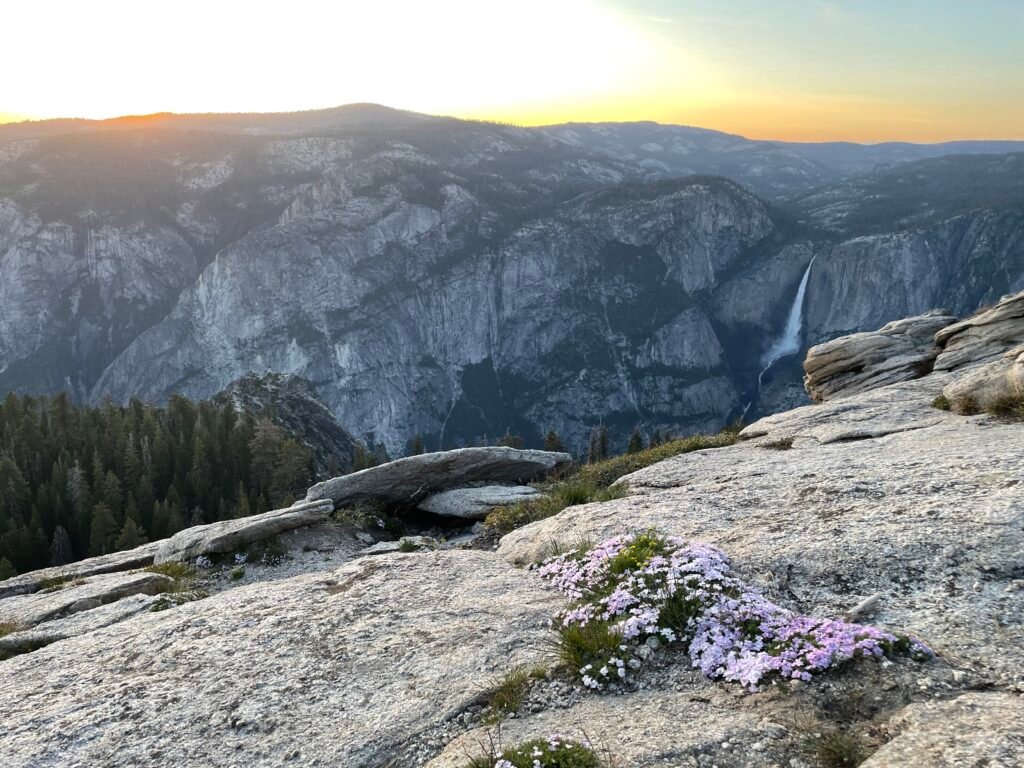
[2,0,1022,142]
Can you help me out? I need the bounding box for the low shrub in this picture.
[539,531,931,692]
[467,735,603,768]
[229,566,246,581]
[931,394,951,411]
[145,562,199,582]
[576,433,737,488]
[986,391,1024,419]
[485,481,625,535]
[149,589,209,613]
[398,538,419,553]
[39,575,76,593]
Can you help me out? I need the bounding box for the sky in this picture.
[2,0,1022,142]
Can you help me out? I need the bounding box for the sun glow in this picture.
[2,1,1022,142]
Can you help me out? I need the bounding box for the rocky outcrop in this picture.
[153,499,335,564]
[0,551,563,767]
[941,345,1024,413]
[0,541,160,599]
[417,485,541,519]
[305,447,571,507]
[0,571,172,629]
[803,310,957,401]
[216,373,363,477]
[0,594,161,657]
[934,291,1024,371]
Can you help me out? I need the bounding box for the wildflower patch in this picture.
[538,532,931,691]
[467,735,602,768]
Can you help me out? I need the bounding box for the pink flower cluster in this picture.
[538,532,931,691]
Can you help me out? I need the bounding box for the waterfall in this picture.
[742,257,816,418]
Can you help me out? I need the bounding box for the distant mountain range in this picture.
[1,104,1022,453]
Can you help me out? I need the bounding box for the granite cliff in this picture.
[2,108,1022,452]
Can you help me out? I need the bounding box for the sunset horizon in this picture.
[3,1,1022,144]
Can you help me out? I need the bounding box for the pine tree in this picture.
[0,557,15,580]
[410,434,425,456]
[114,518,148,550]
[48,525,74,566]
[270,438,311,507]
[233,482,251,519]
[543,429,565,453]
[650,430,663,448]
[498,431,524,449]
[627,427,644,455]
[89,503,116,556]
[587,425,609,464]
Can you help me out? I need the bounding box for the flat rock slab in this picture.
[305,447,572,507]
[0,550,564,767]
[427,689,782,767]
[0,571,172,630]
[153,499,334,563]
[0,594,161,657]
[740,374,954,444]
[863,692,1024,767]
[500,381,1024,687]
[418,485,542,519]
[0,541,160,600]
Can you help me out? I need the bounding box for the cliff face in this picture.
[1,111,1022,451]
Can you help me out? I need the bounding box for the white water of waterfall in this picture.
[741,257,816,419]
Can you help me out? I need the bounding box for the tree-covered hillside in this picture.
[0,393,313,577]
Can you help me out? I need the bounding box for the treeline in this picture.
[0,393,312,578]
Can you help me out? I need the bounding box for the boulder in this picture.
[934,290,1024,371]
[941,345,1024,413]
[417,485,542,519]
[0,571,172,630]
[305,447,572,507]
[0,541,160,600]
[153,499,334,564]
[0,551,563,767]
[803,310,956,401]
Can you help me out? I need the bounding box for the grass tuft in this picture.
[479,665,546,724]
[550,620,624,673]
